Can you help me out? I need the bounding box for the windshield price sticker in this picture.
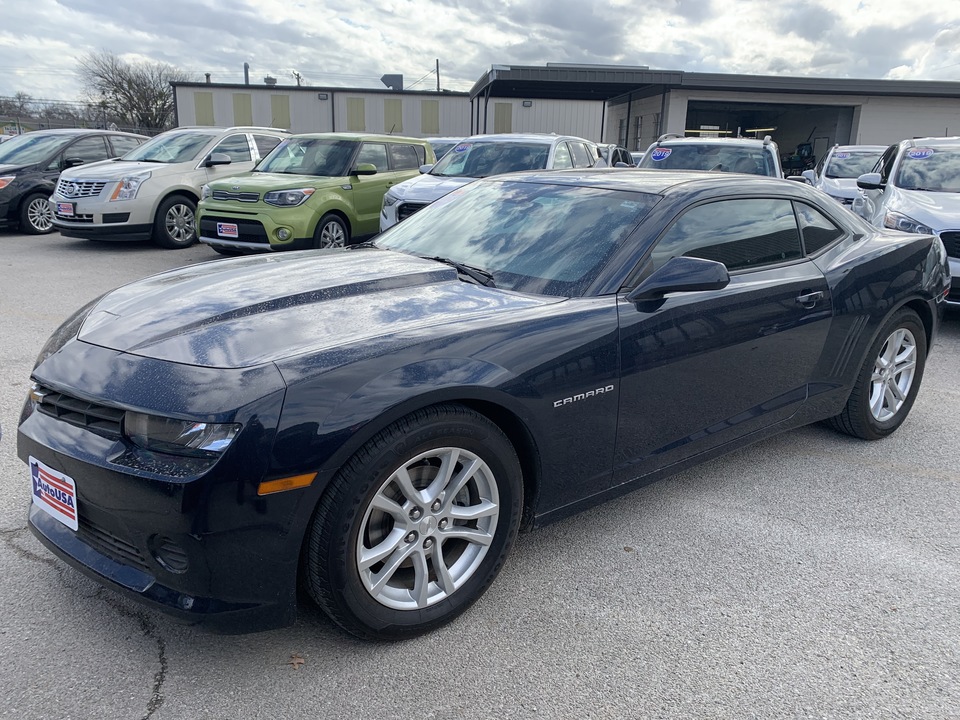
[834,152,850,159]
[30,456,78,532]
[217,222,239,238]
[651,148,672,161]
[908,148,934,159]
[453,144,471,153]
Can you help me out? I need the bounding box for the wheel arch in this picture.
[150,187,200,221]
[310,207,352,239]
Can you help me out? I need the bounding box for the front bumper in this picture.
[948,256,960,307]
[49,192,155,241]
[197,207,315,253]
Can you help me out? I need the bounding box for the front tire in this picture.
[20,193,55,234]
[153,195,197,248]
[313,213,348,249]
[306,404,522,640]
[827,308,927,440]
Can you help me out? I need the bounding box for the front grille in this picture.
[32,383,124,438]
[56,179,107,199]
[200,215,269,245]
[940,231,960,259]
[55,212,94,223]
[212,190,260,203]
[78,515,149,572]
[397,202,428,222]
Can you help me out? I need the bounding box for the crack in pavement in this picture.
[98,591,168,720]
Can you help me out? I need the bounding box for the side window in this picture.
[795,202,845,255]
[388,143,420,170]
[652,198,802,272]
[877,145,898,183]
[56,136,110,169]
[109,135,143,157]
[552,143,573,169]
[211,134,252,162]
[570,142,593,168]
[356,142,388,171]
[253,134,283,158]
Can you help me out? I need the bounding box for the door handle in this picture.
[795,291,823,307]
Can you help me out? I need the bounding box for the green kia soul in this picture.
[197,133,435,253]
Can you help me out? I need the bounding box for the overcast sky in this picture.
[3,0,960,106]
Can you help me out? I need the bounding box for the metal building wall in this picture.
[476,98,605,141]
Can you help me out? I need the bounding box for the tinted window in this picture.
[876,145,898,184]
[653,198,802,272]
[212,134,252,162]
[256,138,356,176]
[553,143,573,169]
[0,133,74,165]
[430,142,550,178]
[357,142,388,171]
[824,150,884,179]
[253,134,283,158]
[376,179,658,296]
[796,202,844,254]
[642,144,777,176]
[388,143,420,170]
[53,136,110,169]
[109,135,143,157]
[570,142,594,168]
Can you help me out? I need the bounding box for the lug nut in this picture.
[439,518,448,529]
[431,500,442,512]
[410,508,423,520]
[405,532,417,543]
[423,538,434,549]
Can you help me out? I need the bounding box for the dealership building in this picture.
[173,63,960,155]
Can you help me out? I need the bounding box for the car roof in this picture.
[832,144,887,152]
[653,136,776,148]
[488,167,808,195]
[457,133,591,145]
[897,136,960,149]
[13,128,147,138]
[285,132,431,143]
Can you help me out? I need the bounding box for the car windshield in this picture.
[824,150,884,178]
[894,146,960,192]
[255,138,357,176]
[123,130,219,163]
[375,178,658,296]
[428,141,459,159]
[641,144,777,176]
[0,134,74,165]
[430,142,550,178]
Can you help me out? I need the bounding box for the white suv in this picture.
[853,136,960,307]
[50,126,288,248]
[380,133,600,230]
[637,134,783,177]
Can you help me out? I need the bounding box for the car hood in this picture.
[58,159,176,180]
[818,177,859,199]
[887,186,960,231]
[77,250,556,369]
[390,173,477,202]
[0,162,35,175]
[208,173,347,192]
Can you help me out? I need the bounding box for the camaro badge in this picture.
[553,385,615,408]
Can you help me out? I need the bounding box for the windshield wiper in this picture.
[427,256,496,287]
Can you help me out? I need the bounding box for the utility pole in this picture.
[292,71,303,86]
[436,59,440,92]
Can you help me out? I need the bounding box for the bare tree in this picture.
[77,51,196,131]
[0,92,34,116]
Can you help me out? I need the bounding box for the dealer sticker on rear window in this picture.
[907,148,934,159]
[30,456,78,532]
[650,148,672,161]
[453,143,471,153]
[833,152,850,159]
[217,222,239,238]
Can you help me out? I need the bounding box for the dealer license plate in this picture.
[217,222,239,238]
[56,202,75,217]
[30,456,79,531]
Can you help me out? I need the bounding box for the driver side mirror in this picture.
[63,156,85,169]
[800,169,817,184]
[419,164,434,174]
[353,163,378,176]
[626,256,730,303]
[856,172,884,190]
[204,152,232,167]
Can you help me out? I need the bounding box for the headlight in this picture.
[124,411,241,458]
[883,212,934,235]
[382,191,399,208]
[109,172,151,201]
[264,188,315,207]
[200,184,212,201]
[0,175,15,190]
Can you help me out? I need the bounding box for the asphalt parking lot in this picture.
[1,231,958,720]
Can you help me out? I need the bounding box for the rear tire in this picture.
[827,308,926,440]
[153,195,197,248]
[20,193,55,234]
[313,213,348,249]
[306,404,522,640]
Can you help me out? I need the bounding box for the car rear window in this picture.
[642,144,777,176]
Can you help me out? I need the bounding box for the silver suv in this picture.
[50,126,288,248]
[638,134,783,177]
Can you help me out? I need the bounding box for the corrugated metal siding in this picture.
[482,99,604,141]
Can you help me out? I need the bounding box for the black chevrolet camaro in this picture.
[18,170,950,639]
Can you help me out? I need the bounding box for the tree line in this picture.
[1,51,196,135]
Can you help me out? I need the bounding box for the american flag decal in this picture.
[30,457,78,531]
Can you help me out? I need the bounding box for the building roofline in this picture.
[170,81,468,97]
